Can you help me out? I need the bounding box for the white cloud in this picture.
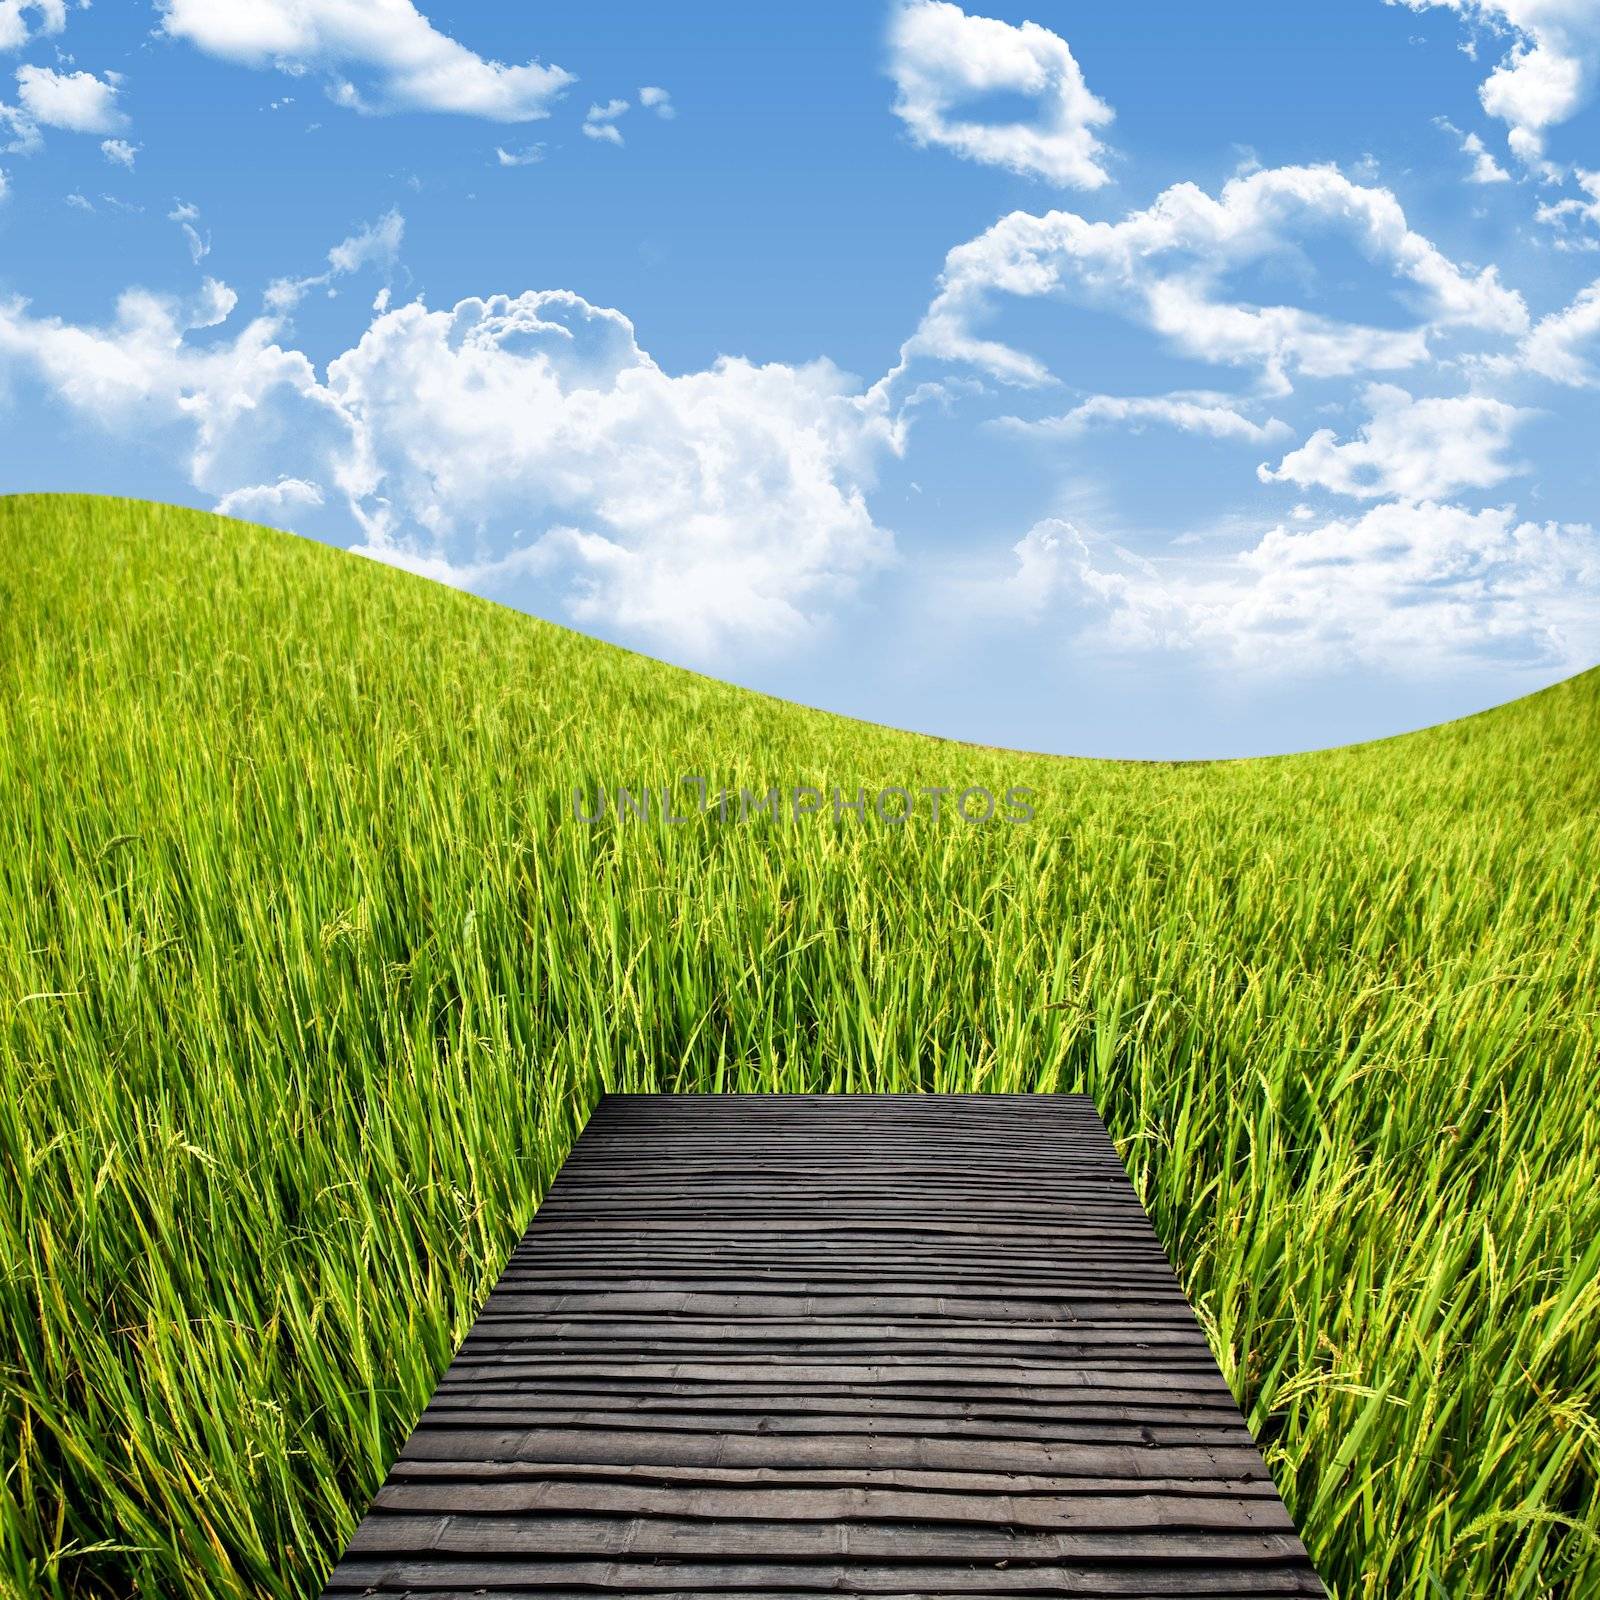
[1006,520,1082,620]
[168,198,209,263]
[261,279,305,313]
[582,97,628,145]
[100,136,138,168]
[995,500,1600,671]
[1462,129,1512,182]
[1536,164,1600,246]
[638,84,674,118]
[0,283,896,662]
[0,279,360,512]
[265,209,403,312]
[1213,500,1600,668]
[1502,277,1600,384]
[495,142,543,166]
[15,65,126,134]
[0,99,40,153]
[1001,391,1292,444]
[0,0,65,53]
[967,517,1149,625]
[1392,1,1600,168]
[215,477,326,522]
[159,0,572,122]
[327,291,895,658]
[327,209,403,274]
[1259,383,1533,499]
[895,164,1528,394]
[1435,116,1512,181]
[887,0,1113,186]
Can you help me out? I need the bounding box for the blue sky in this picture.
[2,0,1598,757]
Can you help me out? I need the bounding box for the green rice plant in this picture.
[0,490,1596,1597]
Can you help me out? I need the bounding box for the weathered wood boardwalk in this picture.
[321,1093,1323,1596]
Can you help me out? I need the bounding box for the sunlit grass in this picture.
[1,491,1597,1598]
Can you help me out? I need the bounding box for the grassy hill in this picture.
[1,491,1597,1598]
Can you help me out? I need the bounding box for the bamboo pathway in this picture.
[320,1093,1323,1597]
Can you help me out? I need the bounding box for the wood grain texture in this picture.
[320,1094,1324,1597]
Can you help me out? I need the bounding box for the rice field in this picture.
[0,490,1597,1598]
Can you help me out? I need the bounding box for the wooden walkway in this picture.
[321,1093,1323,1596]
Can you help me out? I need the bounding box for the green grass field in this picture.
[1,491,1597,1598]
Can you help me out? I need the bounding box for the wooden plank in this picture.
[319,1094,1324,1596]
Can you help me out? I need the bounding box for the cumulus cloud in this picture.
[1000,391,1292,444]
[0,282,896,662]
[1501,277,1600,384]
[327,291,895,657]
[0,279,361,510]
[15,65,126,134]
[964,517,1154,626]
[1212,500,1600,668]
[1259,383,1533,499]
[1393,0,1600,169]
[1004,519,1083,622]
[100,136,137,168]
[887,0,1112,186]
[995,500,1600,671]
[638,85,674,118]
[158,0,572,122]
[215,477,326,522]
[0,0,64,53]
[582,98,628,145]
[495,142,544,166]
[894,164,1528,394]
